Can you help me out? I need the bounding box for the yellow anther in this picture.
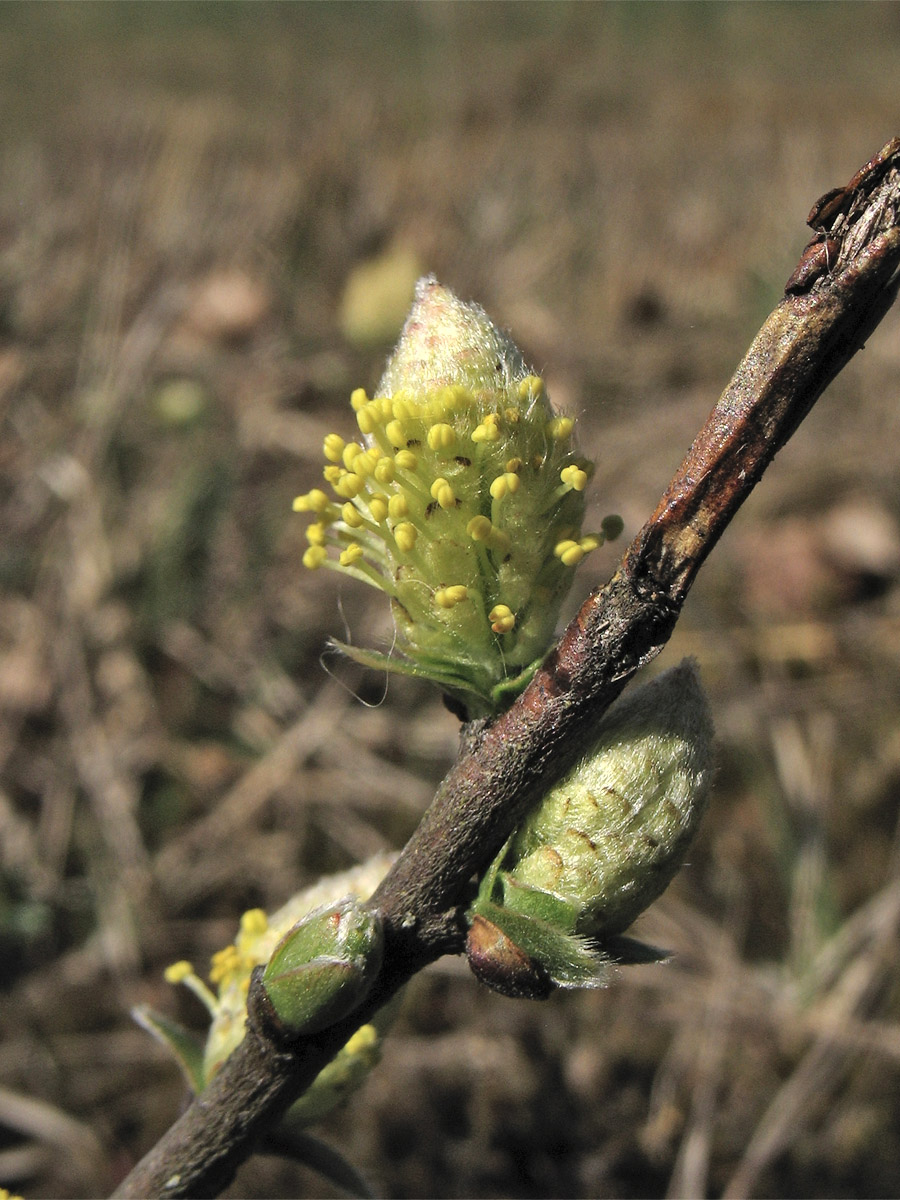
[353,451,375,478]
[579,535,600,553]
[430,478,456,508]
[163,960,195,985]
[394,523,417,552]
[340,543,364,566]
[341,502,364,528]
[427,422,456,451]
[560,464,588,492]
[434,585,468,609]
[472,413,502,444]
[306,523,328,546]
[489,604,516,634]
[238,908,268,941]
[374,458,396,484]
[209,944,242,985]
[335,473,364,499]
[303,546,328,569]
[490,472,520,501]
[503,407,520,424]
[388,493,409,519]
[292,488,329,513]
[548,416,574,440]
[350,387,369,412]
[391,395,414,421]
[394,449,418,472]
[323,433,346,463]
[518,374,544,402]
[345,1023,378,1054]
[356,405,377,435]
[342,442,362,469]
[467,515,493,541]
[368,494,389,522]
[323,464,342,485]
[442,384,472,412]
[554,539,585,567]
[386,419,407,448]
[505,457,523,474]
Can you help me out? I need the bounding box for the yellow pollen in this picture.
[472,414,502,444]
[164,960,195,985]
[518,374,544,402]
[427,423,456,451]
[435,585,468,609]
[335,473,364,499]
[385,419,406,448]
[345,1024,378,1054]
[368,494,389,522]
[303,546,327,569]
[548,416,574,440]
[394,449,418,472]
[560,464,588,491]
[342,443,362,469]
[353,452,375,479]
[554,539,585,567]
[374,458,396,484]
[323,433,345,463]
[306,523,328,547]
[391,395,414,421]
[490,472,520,501]
[340,543,364,566]
[341,502,364,528]
[394,523,417,552]
[579,535,600,553]
[323,464,342,485]
[489,604,516,634]
[209,944,242,985]
[430,478,456,508]
[388,494,409,519]
[357,406,376,435]
[239,908,268,941]
[350,387,369,412]
[292,488,329,513]
[467,515,493,541]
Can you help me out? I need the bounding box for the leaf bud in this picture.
[262,897,383,1037]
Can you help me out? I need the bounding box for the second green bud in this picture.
[262,897,384,1036]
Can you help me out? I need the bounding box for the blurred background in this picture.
[2,3,900,1196]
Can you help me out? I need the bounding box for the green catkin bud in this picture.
[467,661,714,997]
[293,276,622,719]
[262,898,383,1036]
[138,853,396,1127]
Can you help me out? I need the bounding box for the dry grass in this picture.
[3,4,900,1196]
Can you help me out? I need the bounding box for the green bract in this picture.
[294,276,622,718]
[468,662,714,997]
[262,897,383,1036]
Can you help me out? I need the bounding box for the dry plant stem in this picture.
[113,146,900,1200]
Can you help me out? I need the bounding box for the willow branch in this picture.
[114,138,900,1200]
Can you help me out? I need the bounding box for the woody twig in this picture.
[114,138,900,1200]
